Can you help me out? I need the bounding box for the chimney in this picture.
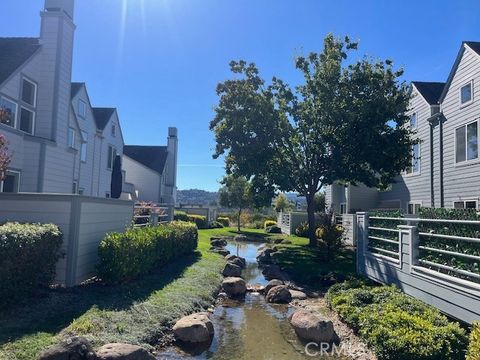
[165,127,178,204]
[37,0,76,140]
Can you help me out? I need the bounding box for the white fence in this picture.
[335,214,357,246]
[133,204,173,227]
[357,212,480,324]
[278,211,309,235]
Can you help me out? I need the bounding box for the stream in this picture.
[157,241,347,360]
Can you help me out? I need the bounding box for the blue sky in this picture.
[1,0,479,191]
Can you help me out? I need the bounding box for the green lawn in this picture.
[0,228,227,360]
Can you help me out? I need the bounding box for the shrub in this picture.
[173,210,189,222]
[217,216,230,227]
[326,282,468,360]
[316,209,345,260]
[173,212,208,229]
[467,321,480,360]
[266,225,282,234]
[98,221,198,283]
[0,222,63,307]
[210,221,224,229]
[295,222,309,237]
[264,220,277,229]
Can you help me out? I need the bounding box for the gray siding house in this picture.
[326,41,480,214]
[0,0,178,205]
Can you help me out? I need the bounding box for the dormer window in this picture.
[21,79,37,107]
[78,100,86,118]
[410,113,417,129]
[460,81,473,106]
[111,123,116,137]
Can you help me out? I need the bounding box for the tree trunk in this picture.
[237,208,242,233]
[306,194,317,247]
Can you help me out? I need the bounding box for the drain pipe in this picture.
[439,115,445,208]
[429,122,435,207]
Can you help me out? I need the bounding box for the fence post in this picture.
[398,224,416,272]
[150,213,158,226]
[356,212,368,275]
[408,220,419,273]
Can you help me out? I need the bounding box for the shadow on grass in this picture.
[0,251,202,345]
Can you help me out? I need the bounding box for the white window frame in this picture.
[80,130,88,162]
[454,119,479,165]
[111,123,116,137]
[21,77,37,107]
[410,112,417,129]
[407,201,422,215]
[107,145,116,170]
[0,170,21,193]
[19,106,35,135]
[0,96,18,129]
[78,99,87,119]
[453,199,478,210]
[68,127,76,148]
[460,80,474,107]
[404,142,421,176]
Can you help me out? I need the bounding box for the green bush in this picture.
[467,321,480,360]
[266,225,282,234]
[217,216,230,227]
[173,212,208,229]
[98,221,198,283]
[295,221,309,237]
[326,282,468,360]
[210,221,224,229]
[264,220,277,229]
[0,222,63,307]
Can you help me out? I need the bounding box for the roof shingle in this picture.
[0,38,40,85]
[123,145,169,175]
[412,81,445,105]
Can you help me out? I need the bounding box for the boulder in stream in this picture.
[38,336,95,360]
[210,238,227,247]
[173,312,214,344]
[264,279,284,294]
[227,257,246,269]
[222,277,247,297]
[289,310,337,343]
[289,289,308,300]
[96,343,155,360]
[222,262,242,277]
[262,264,286,280]
[266,285,292,303]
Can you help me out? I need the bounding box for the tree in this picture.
[110,155,123,199]
[274,193,291,213]
[314,192,326,213]
[0,134,11,182]
[218,175,254,232]
[211,34,413,247]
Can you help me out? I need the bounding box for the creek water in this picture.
[157,241,346,360]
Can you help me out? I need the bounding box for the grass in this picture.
[0,228,228,360]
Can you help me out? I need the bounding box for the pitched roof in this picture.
[71,82,84,98]
[123,145,169,174]
[412,81,445,105]
[92,107,115,130]
[465,41,480,56]
[0,38,40,85]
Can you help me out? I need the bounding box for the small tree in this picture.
[314,192,326,213]
[274,193,291,213]
[218,175,253,232]
[110,155,123,199]
[0,134,11,181]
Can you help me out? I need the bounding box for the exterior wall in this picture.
[441,46,480,208]
[0,193,133,286]
[348,184,379,212]
[325,183,347,213]
[123,155,161,202]
[277,211,309,235]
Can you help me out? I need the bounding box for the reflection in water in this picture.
[157,242,345,360]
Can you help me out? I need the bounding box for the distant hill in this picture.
[177,189,219,206]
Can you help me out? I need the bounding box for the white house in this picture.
[0,0,178,205]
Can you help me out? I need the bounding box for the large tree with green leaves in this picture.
[218,175,254,232]
[211,34,414,246]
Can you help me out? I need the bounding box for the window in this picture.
[68,128,75,148]
[454,200,478,209]
[455,120,478,163]
[0,97,17,128]
[460,81,473,105]
[19,107,34,134]
[407,202,422,215]
[80,131,88,162]
[78,188,85,195]
[105,192,111,198]
[107,145,116,170]
[410,113,417,129]
[78,100,86,118]
[340,203,347,214]
[111,123,116,136]
[0,170,20,193]
[72,181,78,194]
[405,143,420,174]
[21,79,37,106]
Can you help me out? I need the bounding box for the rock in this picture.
[289,289,308,300]
[256,249,273,264]
[210,247,230,256]
[266,285,292,303]
[262,264,286,280]
[210,238,227,247]
[222,262,242,277]
[96,343,155,360]
[222,277,247,297]
[273,238,284,244]
[264,279,284,294]
[38,337,95,360]
[234,235,248,242]
[173,312,214,344]
[281,239,292,244]
[227,257,246,269]
[289,310,337,343]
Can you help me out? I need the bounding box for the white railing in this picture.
[133,204,172,227]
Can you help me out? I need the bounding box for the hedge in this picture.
[467,321,480,360]
[174,211,208,229]
[216,216,230,227]
[264,220,277,229]
[98,221,198,283]
[0,222,63,308]
[326,281,468,360]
